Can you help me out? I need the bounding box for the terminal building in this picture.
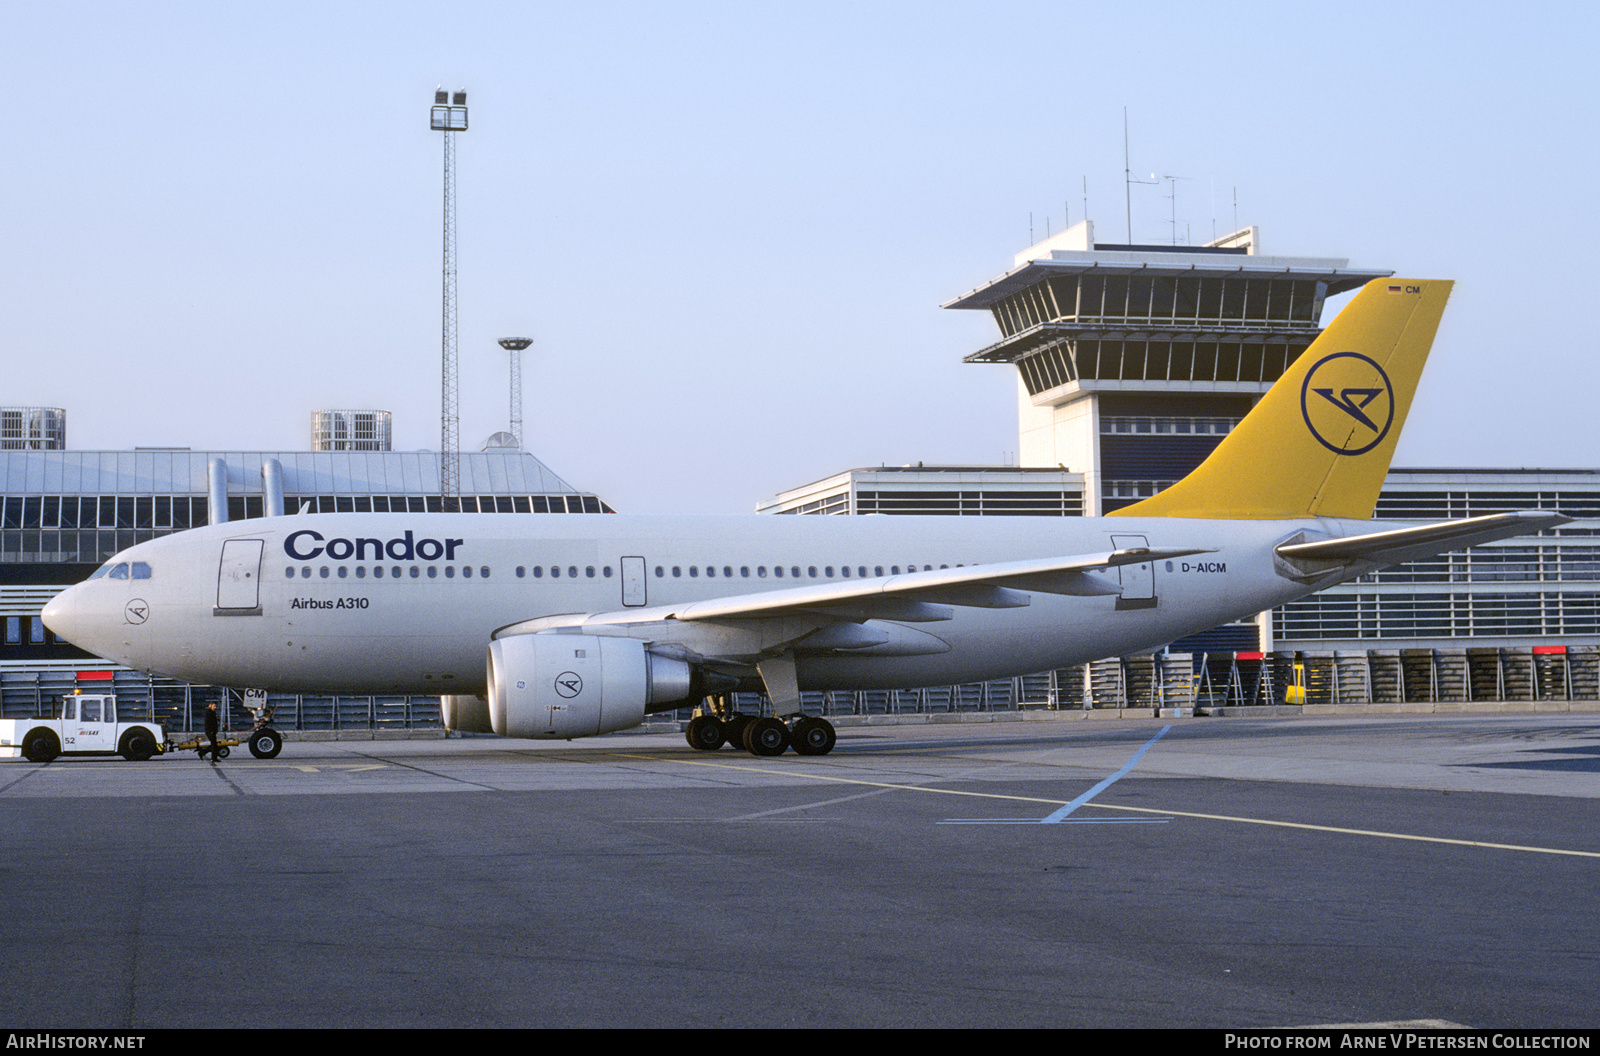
[0,409,613,729]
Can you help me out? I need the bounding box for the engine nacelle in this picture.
[486,634,694,739]
[440,694,493,734]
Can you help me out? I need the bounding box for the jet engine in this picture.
[486,633,694,739]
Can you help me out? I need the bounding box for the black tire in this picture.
[248,728,283,759]
[685,715,726,751]
[22,730,59,764]
[790,717,837,756]
[217,746,231,760]
[121,731,157,762]
[723,714,752,751]
[743,716,790,757]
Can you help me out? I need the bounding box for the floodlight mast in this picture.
[498,337,532,449]
[430,87,468,507]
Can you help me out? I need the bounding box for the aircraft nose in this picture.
[42,585,80,646]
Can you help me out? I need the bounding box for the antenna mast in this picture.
[1122,108,1156,243]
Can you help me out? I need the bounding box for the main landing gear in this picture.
[684,713,836,757]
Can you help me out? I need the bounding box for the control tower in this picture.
[943,222,1390,514]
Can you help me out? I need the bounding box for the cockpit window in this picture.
[87,565,110,580]
[132,562,152,580]
[108,563,130,581]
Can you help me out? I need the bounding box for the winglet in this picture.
[1110,278,1453,520]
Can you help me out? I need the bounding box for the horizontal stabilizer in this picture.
[1277,511,1570,571]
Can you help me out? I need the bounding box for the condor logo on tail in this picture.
[1300,352,1395,456]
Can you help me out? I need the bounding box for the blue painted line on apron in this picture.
[1040,724,1173,824]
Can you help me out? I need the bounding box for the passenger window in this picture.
[740,567,750,577]
[552,567,561,578]
[584,567,593,578]
[428,567,438,578]
[654,566,664,577]
[411,567,421,579]
[320,567,330,579]
[516,567,526,578]
[483,567,491,579]
[338,567,348,579]
[774,566,784,578]
[567,566,577,578]
[689,566,698,578]
[463,566,473,579]
[446,567,456,579]
[356,567,367,579]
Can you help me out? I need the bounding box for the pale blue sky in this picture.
[4,1,1596,512]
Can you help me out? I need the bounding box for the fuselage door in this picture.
[621,556,647,607]
[216,539,264,615]
[1109,534,1157,609]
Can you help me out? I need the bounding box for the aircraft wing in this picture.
[1276,511,1570,572]
[671,547,1209,621]
[492,547,1209,659]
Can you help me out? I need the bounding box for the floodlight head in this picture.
[498,337,533,351]
[435,87,447,104]
[453,89,467,106]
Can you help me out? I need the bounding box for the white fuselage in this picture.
[43,512,1358,695]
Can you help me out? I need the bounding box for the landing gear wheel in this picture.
[724,714,752,751]
[121,731,156,762]
[790,717,837,756]
[22,731,59,763]
[249,728,283,759]
[685,715,726,751]
[743,716,790,757]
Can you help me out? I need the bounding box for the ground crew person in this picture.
[204,701,220,763]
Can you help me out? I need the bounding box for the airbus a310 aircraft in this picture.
[43,279,1564,756]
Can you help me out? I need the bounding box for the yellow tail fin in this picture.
[1110,278,1453,520]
